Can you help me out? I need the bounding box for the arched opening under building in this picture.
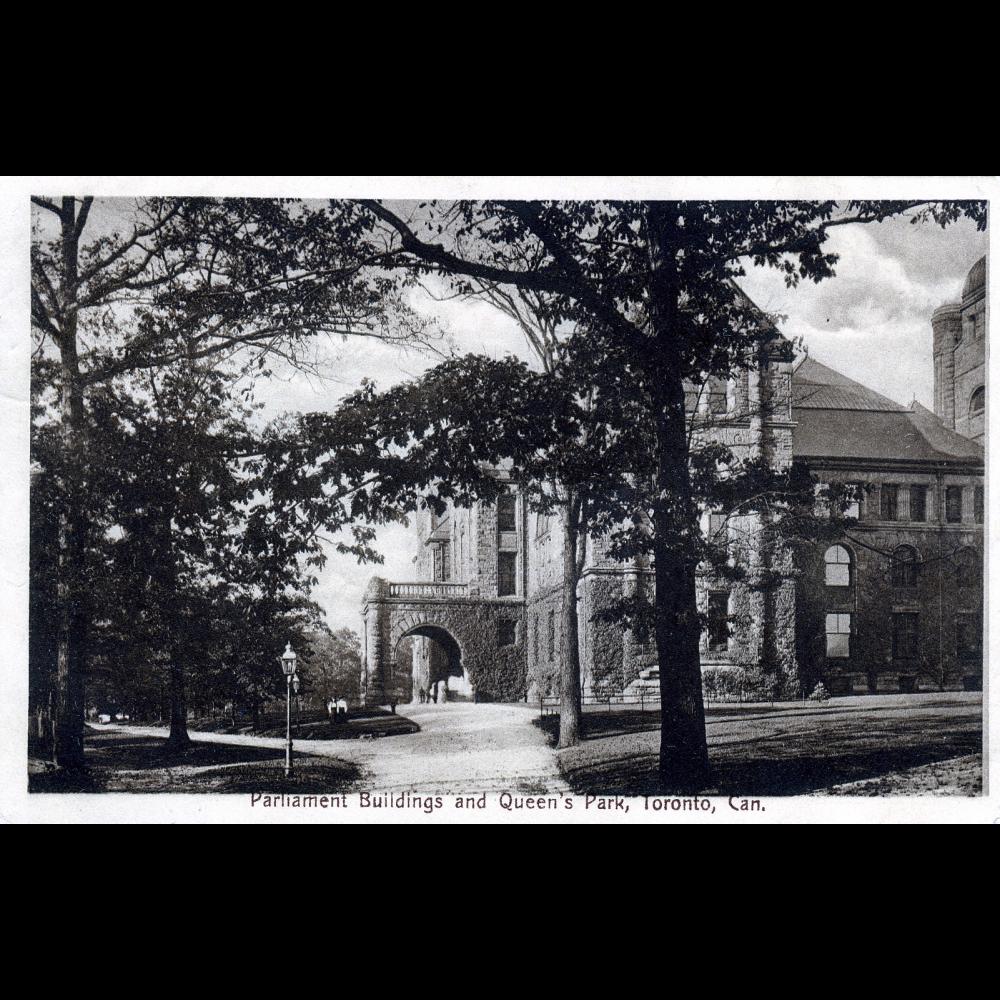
[393,625,472,704]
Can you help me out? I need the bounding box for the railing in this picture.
[388,581,469,599]
[539,690,663,717]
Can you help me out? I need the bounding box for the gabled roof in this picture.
[791,356,984,465]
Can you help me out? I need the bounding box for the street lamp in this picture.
[281,642,297,777]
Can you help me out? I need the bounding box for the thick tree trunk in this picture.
[53,198,87,770]
[646,203,712,793]
[557,504,583,748]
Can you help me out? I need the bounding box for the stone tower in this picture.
[933,255,986,443]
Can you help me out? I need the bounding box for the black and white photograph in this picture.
[4,177,994,823]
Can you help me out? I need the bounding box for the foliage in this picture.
[808,682,831,702]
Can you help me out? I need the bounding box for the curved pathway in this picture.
[113,702,568,795]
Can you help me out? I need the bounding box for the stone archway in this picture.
[394,624,469,704]
[361,577,526,706]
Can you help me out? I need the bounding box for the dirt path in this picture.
[112,702,568,795]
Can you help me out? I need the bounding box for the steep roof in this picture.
[792,357,907,412]
[791,357,983,465]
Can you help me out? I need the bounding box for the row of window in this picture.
[877,483,982,524]
[824,611,981,661]
[824,543,980,589]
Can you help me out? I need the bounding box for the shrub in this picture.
[808,681,831,702]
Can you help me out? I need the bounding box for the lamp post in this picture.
[281,642,297,777]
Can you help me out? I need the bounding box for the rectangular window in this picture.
[432,542,451,582]
[498,620,517,648]
[497,551,517,596]
[708,511,728,543]
[707,378,728,415]
[881,484,898,521]
[892,613,919,660]
[708,592,730,651]
[946,486,963,523]
[533,618,539,661]
[956,613,982,663]
[909,485,927,523]
[974,486,984,524]
[548,609,556,661]
[844,482,861,520]
[825,613,851,658]
[497,493,516,532]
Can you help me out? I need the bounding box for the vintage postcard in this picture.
[2,176,995,823]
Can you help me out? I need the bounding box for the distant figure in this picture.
[418,687,426,704]
[327,697,337,723]
[337,698,348,722]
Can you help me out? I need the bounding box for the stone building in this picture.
[791,357,984,694]
[361,259,986,704]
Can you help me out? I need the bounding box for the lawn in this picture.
[29,728,361,794]
[537,694,983,796]
[122,707,419,741]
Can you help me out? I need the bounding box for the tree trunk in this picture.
[645,203,712,793]
[52,197,87,770]
[557,501,583,748]
[168,656,190,744]
[160,515,190,745]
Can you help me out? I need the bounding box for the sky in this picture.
[250,207,987,635]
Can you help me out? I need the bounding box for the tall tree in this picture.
[30,195,437,766]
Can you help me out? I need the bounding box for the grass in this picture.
[29,729,361,794]
[537,695,983,796]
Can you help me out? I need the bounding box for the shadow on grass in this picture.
[543,705,983,796]
[29,731,361,794]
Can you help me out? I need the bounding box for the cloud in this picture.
[738,213,986,408]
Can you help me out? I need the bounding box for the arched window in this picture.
[891,545,919,588]
[824,545,852,587]
[955,548,979,590]
[970,386,985,416]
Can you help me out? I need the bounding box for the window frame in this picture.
[497,619,517,648]
[824,544,852,588]
[707,591,731,651]
[891,545,919,589]
[945,485,963,524]
[497,492,517,533]
[891,612,919,661]
[970,385,985,417]
[881,484,899,521]
[825,612,852,659]
[497,550,517,597]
